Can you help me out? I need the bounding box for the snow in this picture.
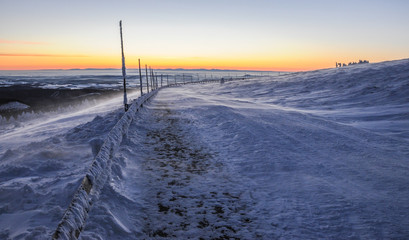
[0,102,30,111]
[53,90,157,239]
[0,91,140,155]
[1,59,409,239]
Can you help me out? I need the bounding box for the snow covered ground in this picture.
[1,59,409,239]
[0,91,140,155]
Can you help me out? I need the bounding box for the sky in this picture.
[1,0,409,71]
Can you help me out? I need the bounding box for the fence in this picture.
[52,20,256,239]
[51,72,250,239]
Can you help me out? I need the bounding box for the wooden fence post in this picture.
[149,67,153,90]
[119,20,128,112]
[138,58,143,96]
[145,64,149,93]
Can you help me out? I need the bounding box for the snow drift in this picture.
[53,90,157,239]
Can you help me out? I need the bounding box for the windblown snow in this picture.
[1,59,408,239]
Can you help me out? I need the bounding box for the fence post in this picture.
[138,59,143,96]
[119,20,128,112]
[149,67,153,90]
[151,71,154,89]
[161,74,163,87]
[145,64,149,93]
[151,69,155,90]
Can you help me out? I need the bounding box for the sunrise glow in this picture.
[1,0,409,71]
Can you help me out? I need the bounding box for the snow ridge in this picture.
[52,90,157,239]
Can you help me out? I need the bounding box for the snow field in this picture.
[150,84,409,239]
[0,90,141,155]
[0,109,123,239]
[0,88,142,239]
[0,59,408,239]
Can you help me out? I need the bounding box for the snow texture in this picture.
[53,90,157,239]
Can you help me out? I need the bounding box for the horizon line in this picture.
[0,67,295,72]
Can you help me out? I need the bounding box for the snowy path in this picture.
[82,81,409,239]
[136,102,253,238]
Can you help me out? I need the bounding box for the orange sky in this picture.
[0,54,330,71]
[0,44,407,72]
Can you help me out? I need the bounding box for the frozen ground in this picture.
[1,59,409,239]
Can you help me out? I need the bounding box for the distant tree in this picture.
[335,59,369,68]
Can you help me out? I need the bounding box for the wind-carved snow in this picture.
[0,110,122,239]
[53,91,157,239]
[0,59,408,239]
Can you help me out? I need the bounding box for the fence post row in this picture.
[121,21,259,107]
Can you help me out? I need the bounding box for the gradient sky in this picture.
[1,0,409,71]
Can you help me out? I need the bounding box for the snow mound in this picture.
[0,101,30,111]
